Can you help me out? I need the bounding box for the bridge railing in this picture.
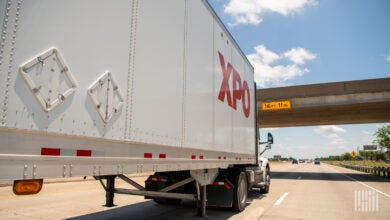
[341,163,390,178]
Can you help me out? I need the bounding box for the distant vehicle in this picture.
[306,159,311,163]
[292,159,298,164]
[299,159,305,163]
[314,159,321,165]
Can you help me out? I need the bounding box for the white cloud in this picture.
[314,125,347,145]
[247,45,316,87]
[251,45,280,65]
[224,0,263,26]
[361,130,374,144]
[283,47,317,65]
[386,54,390,61]
[314,125,346,135]
[224,0,317,26]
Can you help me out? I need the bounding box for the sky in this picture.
[208,0,390,159]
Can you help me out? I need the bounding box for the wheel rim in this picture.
[238,175,247,204]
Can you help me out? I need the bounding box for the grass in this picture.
[324,160,390,168]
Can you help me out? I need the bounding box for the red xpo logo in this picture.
[218,51,251,118]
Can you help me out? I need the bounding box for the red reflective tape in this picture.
[191,155,196,159]
[199,156,204,159]
[151,177,167,182]
[223,157,226,160]
[77,149,92,157]
[212,181,231,190]
[144,153,153,158]
[41,148,60,156]
[218,156,221,160]
[159,154,166,159]
[213,181,224,186]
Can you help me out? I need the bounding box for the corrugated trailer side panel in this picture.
[2,0,132,141]
[130,0,185,148]
[231,39,256,155]
[213,23,233,153]
[184,0,214,149]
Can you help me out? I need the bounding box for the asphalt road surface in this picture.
[0,162,389,219]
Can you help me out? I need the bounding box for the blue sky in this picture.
[209,0,390,159]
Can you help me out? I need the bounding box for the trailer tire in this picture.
[260,166,270,194]
[232,171,247,211]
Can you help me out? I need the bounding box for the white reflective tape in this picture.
[60,149,76,156]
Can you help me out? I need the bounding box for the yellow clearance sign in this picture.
[262,100,291,111]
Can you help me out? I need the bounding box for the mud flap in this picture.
[206,179,234,207]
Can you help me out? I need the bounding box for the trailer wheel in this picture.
[232,171,247,211]
[260,166,270,194]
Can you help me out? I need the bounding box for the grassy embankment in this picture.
[324,160,390,168]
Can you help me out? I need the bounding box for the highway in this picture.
[0,162,389,219]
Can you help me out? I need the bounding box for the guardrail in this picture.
[341,163,390,178]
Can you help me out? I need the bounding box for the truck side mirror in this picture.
[259,132,273,155]
[267,133,273,144]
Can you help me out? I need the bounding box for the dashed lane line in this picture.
[324,164,390,199]
[274,192,289,206]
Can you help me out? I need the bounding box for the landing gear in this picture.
[95,175,116,207]
[197,184,207,217]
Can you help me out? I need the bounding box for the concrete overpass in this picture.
[257,78,390,128]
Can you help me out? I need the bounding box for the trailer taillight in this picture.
[13,179,43,195]
[145,177,168,185]
[212,181,231,190]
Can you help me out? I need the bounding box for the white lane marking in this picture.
[325,164,390,199]
[274,192,289,205]
[339,172,390,199]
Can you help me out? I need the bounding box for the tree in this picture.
[374,125,390,159]
[342,152,352,160]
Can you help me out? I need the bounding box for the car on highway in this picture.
[292,159,298,164]
[314,159,321,165]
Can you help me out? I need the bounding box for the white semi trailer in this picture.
[0,0,273,216]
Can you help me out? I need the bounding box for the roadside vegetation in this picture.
[323,125,390,169]
[324,160,389,168]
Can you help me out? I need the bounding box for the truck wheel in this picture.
[232,171,247,211]
[260,167,270,193]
